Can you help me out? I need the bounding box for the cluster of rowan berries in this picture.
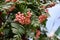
[39,14,47,23]
[5,0,17,2]
[14,11,32,25]
[35,29,40,39]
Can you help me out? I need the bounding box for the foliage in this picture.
[0,0,56,40]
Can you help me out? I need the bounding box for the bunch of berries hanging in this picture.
[35,29,41,39]
[39,14,47,23]
[14,11,32,25]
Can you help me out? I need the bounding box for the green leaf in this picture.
[13,35,22,40]
[12,28,18,34]
[11,23,25,34]
[15,3,27,13]
[3,29,10,37]
[31,15,40,28]
[18,27,25,34]
[11,23,20,28]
